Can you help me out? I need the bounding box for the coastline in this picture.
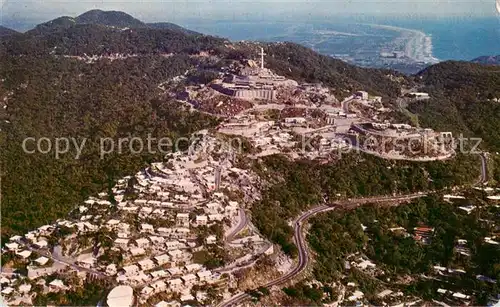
[367,23,440,64]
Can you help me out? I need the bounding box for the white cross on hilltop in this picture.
[260,47,266,70]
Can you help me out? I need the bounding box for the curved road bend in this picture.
[24,245,107,278]
[219,193,428,307]
[226,209,248,242]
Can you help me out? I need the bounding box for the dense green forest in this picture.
[307,195,500,304]
[251,153,480,256]
[408,61,500,151]
[0,54,219,239]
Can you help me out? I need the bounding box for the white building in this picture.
[141,286,154,296]
[18,284,31,293]
[157,227,172,236]
[206,235,217,245]
[114,238,129,247]
[181,274,197,285]
[151,280,167,292]
[34,256,49,266]
[141,207,153,215]
[284,117,307,124]
[150,270,168,279]
[138,259,156,271]
[154,254,171,266]
[165,240,181,250]
[168,249,183,260]
[184,263,202,273]
[167,278,183,292]
[355,91,369,100]
[34,240,48,249]
[197,270,213,282]
[16,250,32,259]
[171,228,190,238]
[208,214,224,222]
[5,242,19,251]
[107,219,120,227]
[121,265,140,276]
[130,247,146,257]
[195,215,208,226]
[135,238,150,248]
[106,264,118,275]
[149,236,165,244]
[155,301,180,307]
[49,279,66,291]
[167,267,182,276]
[409,92,430,100]
[140,224,154,233]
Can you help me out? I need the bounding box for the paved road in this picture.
[225,209,248,242]
[480,152,488,183]
[23,244,107,278]
[341,95,355,113]
[219,193,427,307]
[219,154,490,307]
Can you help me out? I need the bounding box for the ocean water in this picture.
[184,17,500,61]
[378,17,500,61]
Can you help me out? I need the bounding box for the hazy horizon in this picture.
[1,0,499,31]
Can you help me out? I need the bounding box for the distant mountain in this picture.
[147,22,199,35]
[75,9,146,28]
[0,25,19,38]
[471,55,500,65]
[29,16,77,33]
[2,10,211,56]
[27,9,201,37]
[29,10,147,34]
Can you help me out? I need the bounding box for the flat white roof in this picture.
[35,256,49,265]
[168,278,183,285]
[181,273,197,281]
[138,259,155,267]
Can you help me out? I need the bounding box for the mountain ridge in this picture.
[471,55,500,65]
[147,22,200,35]
[0,25,19,38]
[26,9,195,36]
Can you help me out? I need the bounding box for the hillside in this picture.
[4,23,225,56]
[264,42,410,99]
[472,55,500,65]
[408,61,500,151]
[0,10,494,240]
[0,25,19,38]
[2,10,500,307]
[147,22,200,35]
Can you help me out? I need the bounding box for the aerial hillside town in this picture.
[1,132,275,306]
[171,46,454,162]
[1,47,495,307]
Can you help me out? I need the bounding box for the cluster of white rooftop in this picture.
[1,133,265,306]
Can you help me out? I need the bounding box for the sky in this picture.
[0,0,498,31]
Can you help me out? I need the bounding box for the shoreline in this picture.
[367,23,440,64]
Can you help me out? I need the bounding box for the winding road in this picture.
[219,153,488,306]
[225,209,248,242]
[22,244,107,278]
[219,194,426,307]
